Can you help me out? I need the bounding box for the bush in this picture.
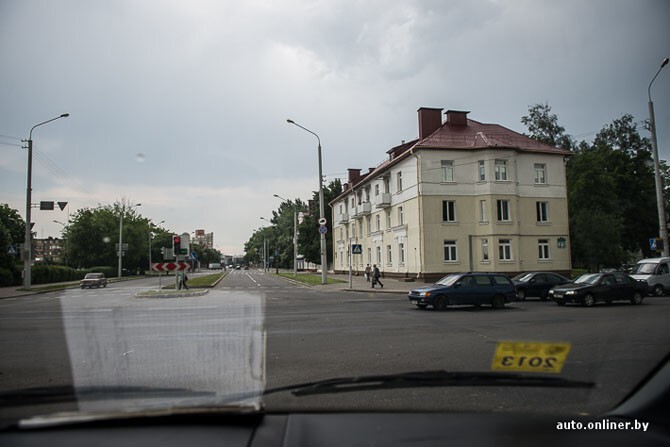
[0,268,15,287]
[89,266,116,278]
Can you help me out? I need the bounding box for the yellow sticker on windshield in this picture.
[491,341,571,374]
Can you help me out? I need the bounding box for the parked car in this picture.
[548,272,646,307]
[629,257,670,296]
[80,272,108,289]
[408,273,517,310]
[511,272,571,300]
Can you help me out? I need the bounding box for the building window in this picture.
[386,245,392,264]
[367,247,372,264]
[375,214,381,231]
[442,200,456,222]
[478,160,486,181]
[538,239,550,260]
[441,160,454,182]
[375,184,379,196]
[339,204,343,214]
[358,219,364,235]
[497,200,511,221]
[534,163,547,184]
[386,210,391,229]
[536,201,549,222]
[479,200,488,223]
[351,198,355,208]
[399,242,405,264]
[443,240,458,262]
[366,217,371,234]
[397,171,403,192]
[398,206,404,225]
[376,246,381,264]
[481,238,489,262]
[498,239,512,261]
[494,160,508,181]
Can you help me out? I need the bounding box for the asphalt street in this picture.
[1,269,668,418]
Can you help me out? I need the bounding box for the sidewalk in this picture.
[314,271,422,294]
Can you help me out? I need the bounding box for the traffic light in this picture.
[172,235,181,253]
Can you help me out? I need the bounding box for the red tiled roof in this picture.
[416,119,572,155]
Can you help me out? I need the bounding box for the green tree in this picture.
[0,204,26,244]
[297,179,342,267]
[521,103,576,150]
[0,205,25,284]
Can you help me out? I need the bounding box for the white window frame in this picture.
[494,159,508,181]
[376,246,381,264]
[536,201,549,223]
[375,184,380,196]
[478,160,486,181]
[497,200,511,222]
[397,171,403,192]
[443,240,458,262]
[398,206,404,225]
[481,238,489,262]
[479,200,488,223]
[386,210,391,229]
[538,239,550,260]
[441,160,454,182]
[375,214,381,231]
[534,163,547,184]
[498,239,513,261]
[399,242,405,265]
[386,244,393,264]
[442,200,456,222]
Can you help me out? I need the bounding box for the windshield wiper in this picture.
[263,370,595,397]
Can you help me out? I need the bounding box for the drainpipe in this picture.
[410,147,423,280]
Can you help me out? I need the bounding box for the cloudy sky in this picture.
[1,0,668,255]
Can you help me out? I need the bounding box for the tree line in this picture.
[0,200,222,286]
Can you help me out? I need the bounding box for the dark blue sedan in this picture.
[408,273,517,310]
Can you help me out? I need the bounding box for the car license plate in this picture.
[410,300,418,305]
[554,293,563,299]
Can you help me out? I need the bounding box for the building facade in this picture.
[193,229,214,249]
[330,107,572,282]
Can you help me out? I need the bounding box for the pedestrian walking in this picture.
[371,264,383,288]
[364,264,371,282]
[182,272,190,290]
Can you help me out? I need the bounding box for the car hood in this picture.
[552,282,591,292]
[409,285,443,293]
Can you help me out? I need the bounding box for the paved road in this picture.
[1,269,668,419]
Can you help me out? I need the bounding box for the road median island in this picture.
[275,272,347,286]
[135,289,209,299]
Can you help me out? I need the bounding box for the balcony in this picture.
[358,202,372,216]
[376,193,391,209]
[336,213,349,224]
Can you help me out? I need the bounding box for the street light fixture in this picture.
[648,57,669,256]
[260,217,273,272]
[287,119,327,284]
[23,113,69,289]
[118,203,141,278]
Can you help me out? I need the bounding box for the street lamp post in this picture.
[118,203,141,278]
[22,113,69,289]
[287,119,327,284]
[260,217,278,273]
[648,57,669,257]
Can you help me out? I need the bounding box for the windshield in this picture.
[512,273,534,282]
[574,274,602,285]
[631,263,657,275]
[1,0,669,427]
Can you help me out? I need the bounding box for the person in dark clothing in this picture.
[371,264,383,288]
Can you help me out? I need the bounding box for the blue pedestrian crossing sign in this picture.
[351,244,362,254]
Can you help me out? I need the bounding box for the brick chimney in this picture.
[445,110,469,126]
[418,107,443,139]
[348,168,362,183]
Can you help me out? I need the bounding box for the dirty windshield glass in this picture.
[0,0,669,428]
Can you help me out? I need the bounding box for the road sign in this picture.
[351,244,362,254]
[318,226,328,235]
[318,218,327,226]
[151,262,191,272]
[650,238,657,251]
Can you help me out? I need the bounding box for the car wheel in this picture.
[416,304,428,310]
[652,284,664,296]
[80,285,85,289]
[556,300,565,306]
[583,294,595,307]
[491,295,505,309]
[631,292,643,305]
[517,289,526,301]
[539,292,548,301]
[433,296,447,311]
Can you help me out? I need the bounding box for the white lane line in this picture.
[245,273,262,287]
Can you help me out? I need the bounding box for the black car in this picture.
[548,272,647,307]
[512,272,571,301]
[408,272,517,310]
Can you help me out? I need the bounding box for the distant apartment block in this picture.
[193,229,214,249]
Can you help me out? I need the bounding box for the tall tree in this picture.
[297,179,342,266]
[521,103,575,150]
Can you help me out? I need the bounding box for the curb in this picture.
[134,289,209,299]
